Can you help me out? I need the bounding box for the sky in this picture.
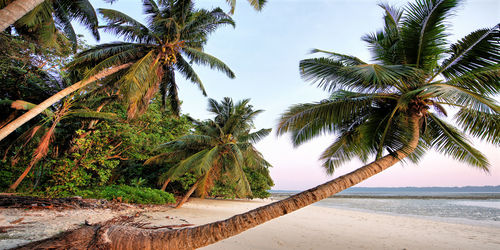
[82,0,500,190]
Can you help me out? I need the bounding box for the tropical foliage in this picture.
[0,0,100,50]
[278,0,499,174]
[68,0,235,118]
[147,97,272,206]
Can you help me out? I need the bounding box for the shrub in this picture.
[100,185,175,204]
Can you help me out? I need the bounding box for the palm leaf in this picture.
[427,114,489,170]
[454,108,499,145]
[182,47,235,79]
[401,0,459,70]
[434,25,500,82]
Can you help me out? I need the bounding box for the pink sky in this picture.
[258,136,499,190]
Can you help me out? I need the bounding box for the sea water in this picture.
[270,187,500,226]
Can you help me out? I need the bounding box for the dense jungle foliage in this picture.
[0,33,273,203]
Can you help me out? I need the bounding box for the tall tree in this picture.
[68,0,235,118]
[146,97,271,208]
[0,0,234,141]
[16,0,500,249]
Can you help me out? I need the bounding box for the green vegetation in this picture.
[0,1,273,202]
[100,185,176,204]
[146,97,273,207]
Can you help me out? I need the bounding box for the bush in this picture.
[100,185,176,204]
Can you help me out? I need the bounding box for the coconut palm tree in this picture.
[16,0,500,249]
[68,0,235,118]
[146,97,271,208]
[0,0,100,50]
[0,0,234,141]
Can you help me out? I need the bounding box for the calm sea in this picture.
[270,186,500,226]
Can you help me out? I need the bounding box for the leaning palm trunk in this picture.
[160,178,171,191]
[0,63,132,142]
[0,0,45,32]
[18,115,421,249]
[175,179,200,208]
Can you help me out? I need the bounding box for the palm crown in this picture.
[68,0,235,118]
[147,97,271,200]
[278,0,499,174]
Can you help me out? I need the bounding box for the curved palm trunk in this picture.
[0,63,132,142]
[18,115,421,250]
[175,178,200,208]
[160,178,171,191]
[0,0,45,32]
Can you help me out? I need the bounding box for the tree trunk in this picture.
[160,178,171,191]
[0,63,132,142]
[17,115,421,250]
[0,0,45,32]
[175,179,200,208]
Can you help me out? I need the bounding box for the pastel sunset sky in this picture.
[83,0,499,190]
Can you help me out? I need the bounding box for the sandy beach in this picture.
[1,198,499,249]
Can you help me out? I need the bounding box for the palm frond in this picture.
[226,0,266,14]
[434,25,500,82]
[310,49,366,66]
[427,114,489,170]
[182,47,235,79]
[401,0,459,71]
[454,108,499,145]
[422,83,499,113]
[444,65,500,95]
[277,91,392,145]
[300,57,422,92]
[239,128,271,144]
[57,0,100,40]
[174,56,205,95]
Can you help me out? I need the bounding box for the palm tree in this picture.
[68,0,235,118]
[146,97,271,208]
[0,0,100,50]
[16,0,500,249]
[0,0,234,141]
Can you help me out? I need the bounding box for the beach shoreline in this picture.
[1,198,499,249]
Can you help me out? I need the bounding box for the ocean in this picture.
[270,186,500,226]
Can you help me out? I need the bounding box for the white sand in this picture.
[1,198,499,249]
[157,198,500,250]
